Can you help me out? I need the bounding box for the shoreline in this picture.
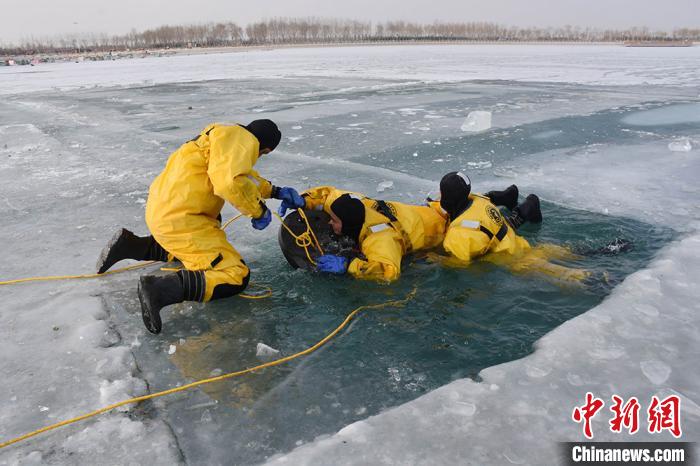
[3,40,696,65]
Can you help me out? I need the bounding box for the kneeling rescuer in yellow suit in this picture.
[96,120,306,334]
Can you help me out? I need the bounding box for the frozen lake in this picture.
[1,45,699,465]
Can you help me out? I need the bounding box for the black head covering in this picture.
[440,171,471,220]
[245,119,281,151]
[330,194,366,243]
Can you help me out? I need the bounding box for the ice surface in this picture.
[2,45,700,96]
[621,103,700,126]
[461,110,492,132]
[1,44,699,464]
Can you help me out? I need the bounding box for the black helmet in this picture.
[440,171,471,220]
[330,194,366,242]
[245,119,281,151]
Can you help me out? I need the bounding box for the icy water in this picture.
[2,72,696,464]
[103,205,672,465]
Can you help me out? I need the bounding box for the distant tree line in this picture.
[2,18,698,55]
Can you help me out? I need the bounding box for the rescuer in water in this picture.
[95,120,305,334]
[289,186,447,282]
[435,171,592,283]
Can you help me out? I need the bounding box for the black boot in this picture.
[96,228,169,274]
[138,270,205,334]
[485,185,519,211]
[507,194,543,229]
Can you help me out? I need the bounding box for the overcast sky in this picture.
[2,0,698,44]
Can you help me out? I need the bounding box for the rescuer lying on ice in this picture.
[95,120,305,334]
[294,186,447,282]
[434,171,592,284]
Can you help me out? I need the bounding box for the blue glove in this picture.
[251,206,272,230]
[316,255,348,274]
[275,187,305,217]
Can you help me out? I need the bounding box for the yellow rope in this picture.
[240,282,273,299]
[0,262,158,286]
[0,287,417,450]
[221,213,244,229]
[273,210,324,265]
[0,209,318,287]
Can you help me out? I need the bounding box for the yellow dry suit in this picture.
[441,194,530,261]
[145,123,273,301]
[302,186,445,282]
[438,195,591,284]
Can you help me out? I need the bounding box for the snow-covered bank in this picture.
[0,285,182,465]
[266,233,700,465]
[1,44,700,96]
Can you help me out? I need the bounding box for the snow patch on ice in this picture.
[640,360,672,385]
[376,181,394,193]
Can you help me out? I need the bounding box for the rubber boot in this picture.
[507,194,543,229]
[485,185,519,211]
[138,270,205,334]
[96,228,169,274]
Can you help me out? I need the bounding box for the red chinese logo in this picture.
[609,395,640,434]
[648,395,681,438]
[572,392,605,439]
[573,393,682,439]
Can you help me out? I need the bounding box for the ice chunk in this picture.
[168,344,177,355]
[461,111,492,132]
[467,161,493,169]
[376,181,394,193]
[256,342,280,359]
[668,139,692,152]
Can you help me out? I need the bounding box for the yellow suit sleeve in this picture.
[249,169,273,199]
[206,126,265,218]
[347,229,403,282]
[443,227,491,263]
[301,186,335,211]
